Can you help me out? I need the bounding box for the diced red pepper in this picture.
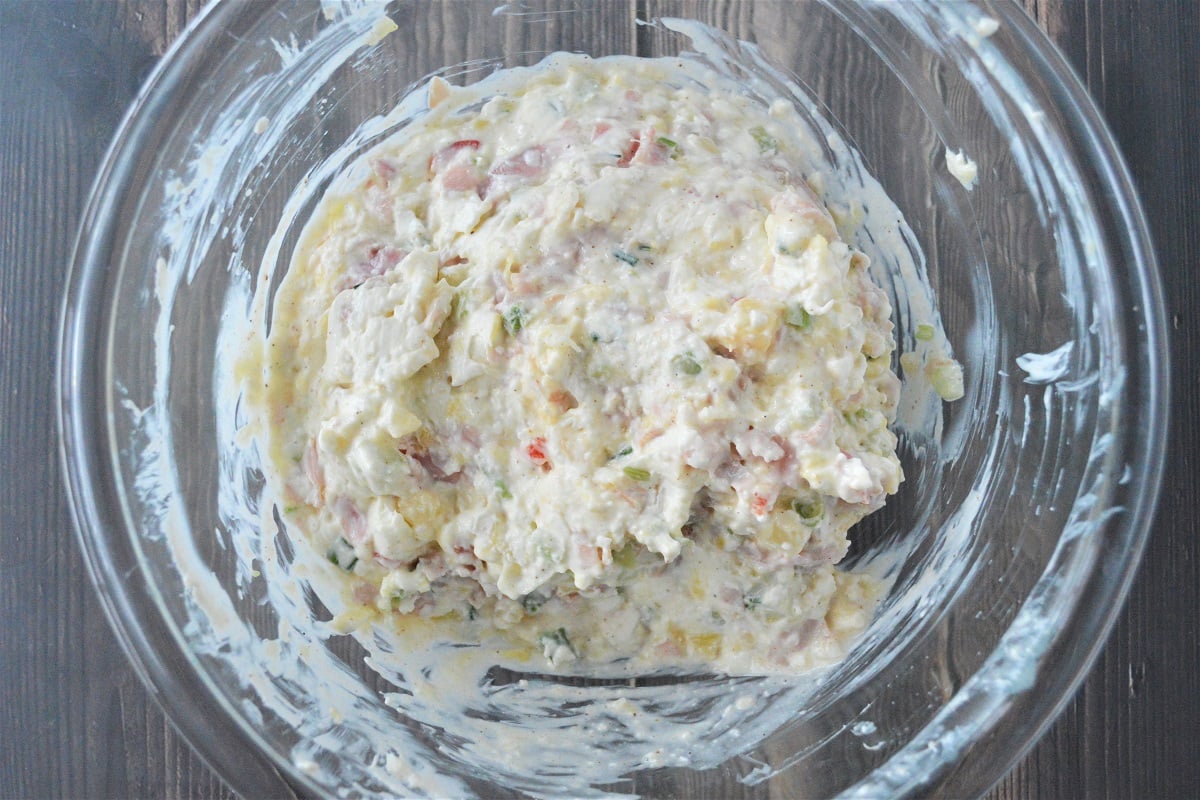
[526,437,551,470]
[616,137,641,167]
[751,493,770,517]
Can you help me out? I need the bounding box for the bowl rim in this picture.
[56,1,306,796]
[56,1,1170,798]
[843,2,1168,795]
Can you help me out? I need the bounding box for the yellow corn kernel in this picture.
[756,509,814,551]
[711,297,781,363]
[381,399,422,438]
[689,632,722,660]
[400,489,448,542]
[667,623,687,651]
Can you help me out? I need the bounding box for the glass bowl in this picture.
[58,1,1167,797]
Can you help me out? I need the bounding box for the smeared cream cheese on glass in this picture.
[251,55,907,675]
[945,148,979,191]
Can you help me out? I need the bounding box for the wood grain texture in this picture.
[992,2,1200,799]
[0,3,235,799]
[0,1,1194,798]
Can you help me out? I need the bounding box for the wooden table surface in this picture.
[1,1,1195,797]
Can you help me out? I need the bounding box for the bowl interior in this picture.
[60,1,1165,798]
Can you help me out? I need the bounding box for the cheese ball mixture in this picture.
[256,55,903,674]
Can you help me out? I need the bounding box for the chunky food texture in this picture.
[258,56,903,673]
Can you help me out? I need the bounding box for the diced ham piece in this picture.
[799,410,836,446]
[769,619,825,665]
[371,157,398,182]
[332,496,368,545]
[548,389,578,412]
[405,447,462,484]
[451,544,481,574]
[352,580,378,604]
[491,145,547,178]
[632,138,668,166]
[302,440,324,497]
[428,139,483,193]
[441,165,480,192]
[482,145,549,198]
[336,244,406,290]
[429,139,481,172]
[373,553,406,570]
[460,426,481,448]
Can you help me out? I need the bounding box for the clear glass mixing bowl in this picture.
[58,1,1167,797]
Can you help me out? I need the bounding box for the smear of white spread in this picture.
[974,16,1000,38]
[945,148,978,190]
[270,34,301,69]
[1016,341,1075,384]
[364,16,397,46]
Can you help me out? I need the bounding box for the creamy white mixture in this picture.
[252,55,907,674]
[945,148,979,191]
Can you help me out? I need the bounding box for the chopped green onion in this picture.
[326,537,358,570]
[538,627,574,654]
[656,136,678,149]
[612,249,639,267]
[623,466,651,481]
[613,542,639,570]
[750,126,778,153]
[915,323,935,341]
[521,592,549,613]
[785,305,812,329]
[615,445,633,458]
[495,479,513,500]
[504,305,526,334]
[672,352,702,375]
[636,242,653,252]
[792,499,824,524]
